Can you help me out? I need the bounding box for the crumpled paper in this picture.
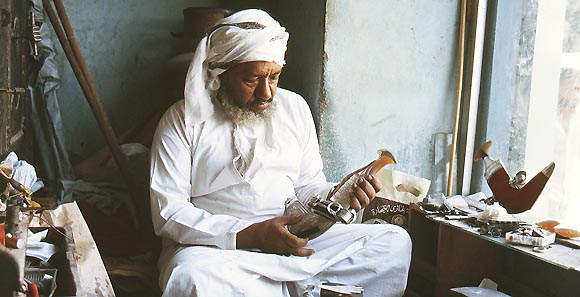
[374,168,431,205]
[2,152,38,190]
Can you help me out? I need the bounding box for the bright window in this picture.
[486,0,580,227]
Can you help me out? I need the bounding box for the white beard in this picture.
[215,85,277,127]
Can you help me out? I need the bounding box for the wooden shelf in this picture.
[407,205,580,297]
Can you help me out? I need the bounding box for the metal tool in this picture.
[29,12,41,56]
[0,88,26,94]
[285,150,397,239]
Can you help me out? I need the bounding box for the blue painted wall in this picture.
[52,0,460,194]
[320,0,458,187]
[51,0,220,158]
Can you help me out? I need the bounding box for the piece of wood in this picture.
[29,202,115,296]
[448,0,468,196]
[435,223,504,296]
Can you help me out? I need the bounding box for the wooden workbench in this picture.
[407,204,580,297]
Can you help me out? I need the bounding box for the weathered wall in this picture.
[52,0,460,191]
[320,0,459,186]
[50,0,221,158]
[52,0,312,159]
[275,1,326,126]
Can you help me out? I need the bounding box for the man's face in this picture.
[218,61,282,114]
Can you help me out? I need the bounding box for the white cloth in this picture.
[183,9,289,127]
[151,89,333,250]
[160,224,411,297]
[150,89,412,296]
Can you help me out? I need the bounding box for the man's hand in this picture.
[350,174,382,211]
[236,215,314,257]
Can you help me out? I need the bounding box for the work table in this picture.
[406,203,580,297]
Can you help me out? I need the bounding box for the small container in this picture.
[5,232,24,249]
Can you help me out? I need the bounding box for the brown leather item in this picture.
[536,219,560,231]
[475,141,555,214]
[553,227,580,239]
[486,164,553,213]
[362,197,409,228]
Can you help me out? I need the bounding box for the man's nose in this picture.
[255,79,272,100]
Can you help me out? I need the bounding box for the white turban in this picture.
[183,9,289,126]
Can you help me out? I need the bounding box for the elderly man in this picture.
[150,9,411,297]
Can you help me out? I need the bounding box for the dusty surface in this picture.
[29,202,115,296]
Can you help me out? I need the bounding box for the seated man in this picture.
[150,9,411,297]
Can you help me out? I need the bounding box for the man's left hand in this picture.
[350,175,382,211]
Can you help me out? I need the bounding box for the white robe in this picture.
[150,88,411,296]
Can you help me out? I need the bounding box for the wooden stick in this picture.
[52,0,98,97]
[43,0,144,229]
[448,0,467,197]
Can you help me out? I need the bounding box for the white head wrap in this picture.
[183,9,289,126]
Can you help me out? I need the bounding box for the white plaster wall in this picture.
[321,0,459,184]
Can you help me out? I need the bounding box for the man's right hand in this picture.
[236,215,315,257]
